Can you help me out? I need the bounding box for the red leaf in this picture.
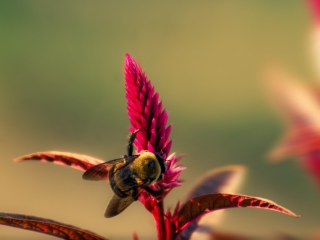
[0,213,108,240]
[265,67,320,188]
[182,165,245,203]
[269,127,320,161]
[269,127,320,188]
[15,151,104,172]
[178,166,245,240]
[176,193,299,231]
[265,67,320,161]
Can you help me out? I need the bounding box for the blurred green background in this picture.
[0,1,318,239]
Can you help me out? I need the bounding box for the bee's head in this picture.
[133,151,165,182]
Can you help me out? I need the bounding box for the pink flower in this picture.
[125,54,184,189]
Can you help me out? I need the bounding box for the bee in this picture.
[82,130,166,218]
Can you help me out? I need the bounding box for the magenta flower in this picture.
[2,54,299,240]
[124,53,184,190]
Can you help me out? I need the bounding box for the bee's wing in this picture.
[82,158,124,181]
[104,194,135,218]
[82,155,139,181]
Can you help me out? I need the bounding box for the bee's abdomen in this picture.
[111,166,139,198]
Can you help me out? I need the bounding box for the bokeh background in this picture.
[0,1,317,239]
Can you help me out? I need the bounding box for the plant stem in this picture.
[153,199,165,240]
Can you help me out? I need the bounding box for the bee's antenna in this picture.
[127,129,141,156]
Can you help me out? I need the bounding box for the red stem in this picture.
[153,199,166,240]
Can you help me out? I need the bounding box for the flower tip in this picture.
[125,53,132,61]
[124,53,141,78]
[125,53,135,67]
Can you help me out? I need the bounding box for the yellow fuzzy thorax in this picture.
[131,151,161,182]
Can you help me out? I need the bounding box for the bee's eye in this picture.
[147,160,155,169]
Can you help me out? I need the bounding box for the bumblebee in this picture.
[82,130,166,218]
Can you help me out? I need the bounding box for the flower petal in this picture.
[124,54,184,189]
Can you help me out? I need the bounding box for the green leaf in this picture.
[0,213,108,240]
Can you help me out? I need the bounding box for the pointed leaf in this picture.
[264,67,320,188]
[269,126,320,161]
[0,213,108,240]
[178,166,245,240]
[182,165,245,203]
[15,151,104,171]
[177,193,299,231]
[264,67,320,161]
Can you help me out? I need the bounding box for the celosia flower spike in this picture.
[124,54,184,189]
[125,54,172,158]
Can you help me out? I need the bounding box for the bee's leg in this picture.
[127,129,140,156]
[131,188,139,201]
[143,186,164,196]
